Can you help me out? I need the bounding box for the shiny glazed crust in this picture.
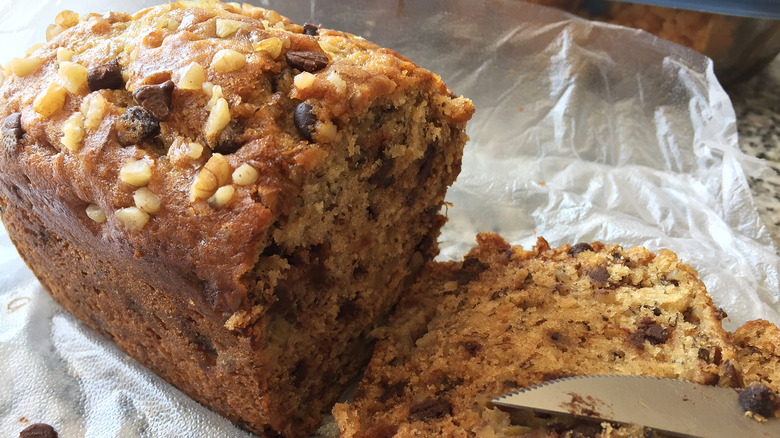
[0,2,473,436]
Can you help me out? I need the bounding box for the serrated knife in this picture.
[491,375,780,438]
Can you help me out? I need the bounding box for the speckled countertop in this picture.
[729,55,780,252]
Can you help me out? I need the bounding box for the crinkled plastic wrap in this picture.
[1,0,779,436]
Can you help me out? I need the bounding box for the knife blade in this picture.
[491,375,780,438]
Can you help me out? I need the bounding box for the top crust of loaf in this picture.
[0,1,474,312]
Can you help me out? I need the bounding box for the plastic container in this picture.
[536,0,780,84]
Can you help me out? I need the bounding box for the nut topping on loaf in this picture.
[0,2,473,436]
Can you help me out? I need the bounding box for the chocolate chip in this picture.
[408,398,452,421]
[490,288,509,301]
[456,257,488,285]
[463,340,482,356]
[210,119,244,154]
[379,380,408,403]
[294,102,316,141]
[370,424,399,438]
[589,267,610,283]
[132,80,174,121]
[629,317,669,348]
[437,376,463,393]
[291,359,307,386]
[337,299,360,323]
[19,423,58,438]
[551,332,562,341]
[503,380,519,390]
[115,106,160,146]
[698,348,710,362]
[2,112,23,152]
[368,157,395,188]
[568,242,593,256]
[715,307,728,320]
[739,383,780,418]
[286,50,328,72]
[417,143,436,185]
[721,360,744,388]
[87,60,124,91]
[303,23,319,36]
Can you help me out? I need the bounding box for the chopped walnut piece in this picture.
[55,10,80,28]
[191,153,230,201]
[58,61,88,94]
[326,71,347,94]
[85,204,106,223]
[133,187,161,214]
[232,163,259,185]
[56,48,74,62]
[205,97,230,140]
[179,0,217,8]
[318,121,337,142]
[60,112,85,151]
[9,57,44,77]
[178,61,206,91]
[120,158,152,187]
[115,206,149,231]
[205,84,223,110]
[33,82,67,117]
[80,93,107,130]
[211,49,246,73]
[187,142,204,159]
[294,72,316,90]
[46,24,66,42]
[208,185,235,208]
[216,19,248,37]
[253,37,283,58]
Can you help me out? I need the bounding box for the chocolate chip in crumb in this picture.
[408,398,452,421]
[19,423,58,438]
[739,383,780,418]
[303,23,319,36]
[132,80,174,121]
[2,112,23,152]
[589,267,610,283]
[286,50,329,72]
[568,242,593,256]
[87,60,124,91]
[379,380,408,403]
[463,340,482,356]
[210,119,244,155]
[629,317,669,348]
[294,102,316,141]
[116,106,160,146]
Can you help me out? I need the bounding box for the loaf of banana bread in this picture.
[0,2,473,436]
[334,233,748,437]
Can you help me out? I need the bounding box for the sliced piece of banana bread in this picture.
[335,233,743,437]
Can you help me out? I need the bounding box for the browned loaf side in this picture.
[0,2,474,436]
[334,233,749,437]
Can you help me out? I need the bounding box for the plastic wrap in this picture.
[1,0,779,436]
